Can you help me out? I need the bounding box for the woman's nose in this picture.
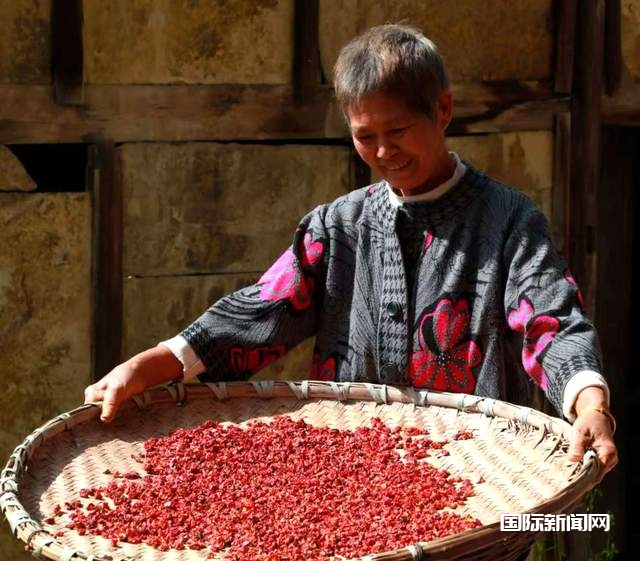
[376,138,397,160]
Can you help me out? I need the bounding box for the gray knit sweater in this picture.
[182,164,602,415]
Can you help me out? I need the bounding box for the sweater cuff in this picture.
[562,370,610,422]
[159,335,206,380]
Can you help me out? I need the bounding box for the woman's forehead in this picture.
[347,93,418,129]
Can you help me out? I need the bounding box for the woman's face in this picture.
[347,91,453,195]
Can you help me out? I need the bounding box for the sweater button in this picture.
[385,302,403,321]
[380,363,398,380]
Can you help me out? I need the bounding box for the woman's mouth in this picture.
[383,159,410,172]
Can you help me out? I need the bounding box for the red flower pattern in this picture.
[507,297,559,390]
[230,345,286,376]
[258,231,324,310]
[310,354,337,381]
[408,298,481,393]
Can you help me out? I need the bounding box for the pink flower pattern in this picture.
[563,269,585,309]
[258,231,324,310]
[424,229,434,251]
[507,297,560,390]
[408,298,481,393]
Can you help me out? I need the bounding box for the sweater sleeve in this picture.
[179,205,329,381]
[503,201,604,414]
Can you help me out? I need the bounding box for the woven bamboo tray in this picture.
[1,381,598,561]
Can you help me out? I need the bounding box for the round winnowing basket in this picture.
[1,381,597,561]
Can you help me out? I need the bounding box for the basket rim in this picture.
[1,380,599,561]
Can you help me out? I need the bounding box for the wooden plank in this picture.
[0,82,568,144]
[552,112,571,255]
[602,81,640,125]
[51,0,84,105]
[604,0,622,96]
[293,0,321,102]
[554,0,577,94]
[593,126,637,559]
[90,141,123,380]
[567,0,605,315]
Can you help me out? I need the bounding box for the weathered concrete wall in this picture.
[0,0,554,86]
[0,146,36,191]
[0,193,91,448]
[121,142,352,378]
[622,0,640,78]
[0,193,91,561]
[123,273,259,358]
[123,275,314,380]
[121,143,353,276]
[449,131,553,220]
[84,0,294,84]
[319,0,553,83]
[0,0,50,84]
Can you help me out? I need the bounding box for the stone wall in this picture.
[319,0,553,83]
[121,143,354,379]
[0,150,91,559]
[622,0,640,79]
[0,0,50,84]
[83,0,294,84]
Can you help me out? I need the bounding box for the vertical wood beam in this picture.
[554,0,577,94]
[594,127,637,558]
[552,112,571,255]
[568,0,605,315]
[604,0,622,96]
[51,0,84,105]
[90,141,123,380]
[293,0,321,103]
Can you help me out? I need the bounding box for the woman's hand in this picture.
[84,345,183,423]
[567,387,618,484]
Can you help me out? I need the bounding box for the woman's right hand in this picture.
[84,345,183,423]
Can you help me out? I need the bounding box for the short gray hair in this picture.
[333,24,450,121]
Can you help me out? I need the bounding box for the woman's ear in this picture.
[438,91,453,131]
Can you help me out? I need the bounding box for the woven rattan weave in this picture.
[1,381,598,561]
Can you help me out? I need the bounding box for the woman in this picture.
[85,24,617,482]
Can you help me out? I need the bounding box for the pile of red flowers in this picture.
[51,416,481,560]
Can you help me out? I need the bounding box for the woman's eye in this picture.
[356,135,373,143]
[391,127,407,135]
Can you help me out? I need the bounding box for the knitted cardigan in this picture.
[182,164,602,415]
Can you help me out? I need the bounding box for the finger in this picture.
[567,427,591,462]
[100,386,123,423]
[84,383,105,404]
[594,446,618,474]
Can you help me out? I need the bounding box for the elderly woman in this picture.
[85,25,617,481]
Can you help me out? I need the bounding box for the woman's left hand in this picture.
[567,407,618,484]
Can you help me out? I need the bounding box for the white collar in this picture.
[386,152,467,208]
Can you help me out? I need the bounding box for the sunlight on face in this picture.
[348,92,454,195]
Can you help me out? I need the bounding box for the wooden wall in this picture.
[1,1,639,560]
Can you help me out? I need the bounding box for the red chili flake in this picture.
[453,430,474,440]
[122,471,141,480]
[64,416,481,561]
